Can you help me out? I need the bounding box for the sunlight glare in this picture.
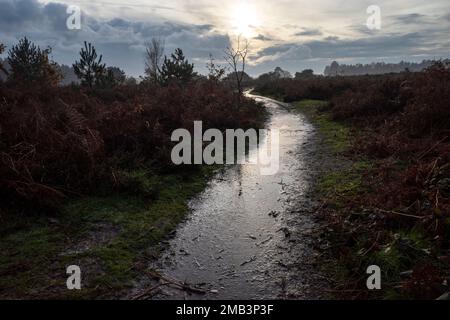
[231,3,259,38]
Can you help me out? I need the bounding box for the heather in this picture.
[256,63,450,299]
[0,38,265,217]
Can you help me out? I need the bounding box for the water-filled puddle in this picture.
[151,94,324,299]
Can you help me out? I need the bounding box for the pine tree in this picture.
[0,43,8,77]
[160,48,195,86]
[97,66,126,88]
[73,42,106,88]
[7,37,61,86]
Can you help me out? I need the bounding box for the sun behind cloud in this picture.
[230,2,260,38]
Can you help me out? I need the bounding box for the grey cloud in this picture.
[0,0,46,30]
[253,34,272,41]
[0,0,228,76]
[254,43,309,58]
[165,30,230,60]
[254,44,291,58]
[304,32,447,59]
[252,43,312,64]
[295,28,322,36]
[391,13,428,24]
[249,30,450,75]
[324,36,339,41]
[1,0,449,78]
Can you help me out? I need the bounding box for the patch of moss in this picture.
[361,228,432,299]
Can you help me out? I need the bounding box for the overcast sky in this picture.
[1,0,449,77]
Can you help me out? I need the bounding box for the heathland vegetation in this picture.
[0,37,265,298]
[254,62,450,299]
[0,37,265,215]
[0,35,448,299]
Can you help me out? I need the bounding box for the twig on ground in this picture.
[240,256,257,266]
[131,283,168,300]
[146,269,207,295]
[374,208,427,220]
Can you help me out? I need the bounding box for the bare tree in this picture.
[144,37,165,84]
[224,36,249,104]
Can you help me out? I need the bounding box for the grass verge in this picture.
[292,100,446,300]
[293,100,350,154]
[0,166,218,299]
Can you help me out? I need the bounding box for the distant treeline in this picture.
[4,50,449,86]
[324,59,450,76]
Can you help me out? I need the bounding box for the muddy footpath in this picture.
[129,94,337,300]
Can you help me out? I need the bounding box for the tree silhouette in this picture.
[323,60,445,76]
[7,37,60,86]
[295,69,314,79]
[206,54,226,84]
[144,38,165,84]
[0,43,8,77]
[160,48,195,86]
[224,36,249,105]
[73,42,106,88]
[97,66,126,88]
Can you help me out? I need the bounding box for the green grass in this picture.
[292,99,437,300]
[292,99,365,207]
[0,166,218,299]
[294,100,350,153]
[316,161,373,210]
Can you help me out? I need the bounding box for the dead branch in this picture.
[374,208,427,219]
[146,269,207,295]
[131,282,168,300]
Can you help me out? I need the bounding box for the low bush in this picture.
[261,63,450,299]
[0,81,266,214]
